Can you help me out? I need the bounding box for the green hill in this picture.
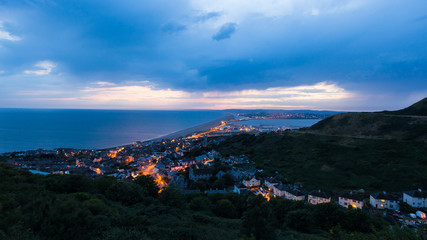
[306,98,427,141]
[215,98,427,192]
[386,97,427,116]
[216,132,427,192]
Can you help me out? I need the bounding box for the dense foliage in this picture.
[216,132,427,192]
[0,165,425,240]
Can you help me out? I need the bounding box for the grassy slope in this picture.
[307,112,427,141]
[307,98,427,141]
[386,97,427,116]
[216,132,427,192]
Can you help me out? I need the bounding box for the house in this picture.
[243,176,261,187]
[216,170,226,179]
[370,192,400,210]
[189,167,214,181]
[403,189,427,208]
[229,169,243,180]
[169,175,187,189]
[308,190,331,205]
[338,192,364,209]
[205,189,227,194]
[284,188,305,201]
[273,184,288,197]
[195,155,211,162]
[264,177,279,190]
[234,183,250,194]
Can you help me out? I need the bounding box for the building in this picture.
[273,184,288,197]
[234,183,249,194]
[370,192,400,210]
[264,177,279,190]
[338,192,364,209]
[284,188,305,201]
[403,189,427,208]
[205,189,227,194]
[216,170,226,179]
[243,176,261,188]
[308,190,331,205]
[189,167,214,181]
[229,169,243,181]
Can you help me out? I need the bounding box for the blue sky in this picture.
[0,0,426,110]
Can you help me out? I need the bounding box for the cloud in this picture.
[0,22,21,41]
[203,82,351,99]
[4,79,354,110]
[212,22,237,41]
[199,82,354,109]
[191,0,366,21]
[95,81,116,86]
[24,61,56,75]
[0,0,426,110]
[65,81,194,109]
[161,22,187,34]
[194,12,221,22]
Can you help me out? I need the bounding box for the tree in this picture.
[285,209,314,233]
[159,188,185,208]
[214,199,237,218]
[342,209,373,233]
[94,176,117,194]
[134,175,160,198]
[312,203,344,231]
[212,178,226,189]
[241,195,274,239]
[222,173,235,187]
[189,196,212,212]
[105,182,144,206]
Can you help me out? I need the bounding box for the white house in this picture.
[370,192,399,210]
[338,192,364,209]
[273,184,288,197]
[243,176,261,188]
[403,189,427,208]
[284,188,305,201]
[308,190,331,205]
[264,177,279,190]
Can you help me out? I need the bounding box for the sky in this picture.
[0,0,426,111]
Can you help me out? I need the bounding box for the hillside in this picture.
[306,98,427,141]
[216,132,427,192]
[215,98,427,192]
[386,97,427,116]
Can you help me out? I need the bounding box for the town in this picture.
[1,120,426,230]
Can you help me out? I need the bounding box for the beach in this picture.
[151,114,235,142]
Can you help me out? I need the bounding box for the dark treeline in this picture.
[0,165,425,240]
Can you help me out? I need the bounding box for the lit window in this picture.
[381,199,385,202]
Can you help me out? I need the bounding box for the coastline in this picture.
[149,113,235,142]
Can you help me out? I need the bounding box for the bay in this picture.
[0,109,225,153]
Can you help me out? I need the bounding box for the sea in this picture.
[0,109,321,153]
[235,118,321,129]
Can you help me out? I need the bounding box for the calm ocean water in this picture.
[236,118,321,129]
[0,109,225,153]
